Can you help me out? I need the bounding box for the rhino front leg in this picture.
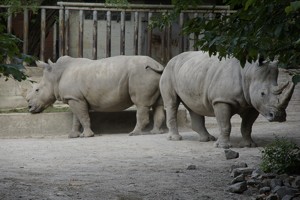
[240,109,259,147]
[68,100,94,138]
[129,106,150,136]
[68,115,81,138]
[188,109,216,142]
[213,103,232,148]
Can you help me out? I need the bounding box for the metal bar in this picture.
[59,8,64,57]
[106,11,111,58]
[53,22,57,61]
[40,8,46,62]
[134,11,139,55]
[161,23,166,64]
[147,12,152,57]
[23,8,29,54]
[64,9,70,55]
[78,10,84,57]
[120,11,125,55]
[92,10,98,60]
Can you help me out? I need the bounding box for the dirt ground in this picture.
[0,73,299,200]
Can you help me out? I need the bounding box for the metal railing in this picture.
[1,2,233,63]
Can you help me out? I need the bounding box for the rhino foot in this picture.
[239,139,257,148]
[214,139,232,149]
[69,131,81,138]
[129,131,142,136]
[199,134,216,142]
[80,130,94,137]
[150,129,164,135]
[167,133,182,141]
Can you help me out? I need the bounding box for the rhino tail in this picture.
[145,64,164,74]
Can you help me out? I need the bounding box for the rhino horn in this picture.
[36,60,51,71]
[271,81,289,95]
[278,81,295,108]
[48,59,54,65]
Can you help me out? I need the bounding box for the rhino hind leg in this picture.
[165,103,182,141]
[239,109,259,147]
[213,103,232,148]
[68,100,94,138]
[150,98,165,135]
[188,109,216,142]
[68,115,81,138]
[129,106,150,136]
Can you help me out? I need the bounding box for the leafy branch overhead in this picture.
[152,0,300,83]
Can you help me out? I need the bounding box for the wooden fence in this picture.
[1,2,232,63]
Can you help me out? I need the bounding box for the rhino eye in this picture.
[261,92,265,96]
[35,88,39,92]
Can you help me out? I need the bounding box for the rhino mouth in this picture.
[265,110,286,122]
[28,104,43,113]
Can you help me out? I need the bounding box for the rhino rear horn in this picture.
[36,60,52,72]
[48,59,54,65]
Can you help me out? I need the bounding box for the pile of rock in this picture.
[227,162,300,200]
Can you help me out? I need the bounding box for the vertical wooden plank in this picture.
[179,12,184,53]
[166,24,171,61]
[147,12,152,57]
[7,8,12,34]
[64,9,70,55]
[134,11,139,55]
[106,11,111,58]
[53,22,57,61]
[92,10,98,60]
[59,8,64,57]
[78,10,84,58]
[120,11,125,55]
[23,8,29,54]
[40,8,46,62]
[193,13,199,51]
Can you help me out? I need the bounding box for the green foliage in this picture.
[151,0,300,74]
[0,0,37,81]
[260,136,300,174]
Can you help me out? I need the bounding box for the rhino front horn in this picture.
[278,81,295,108]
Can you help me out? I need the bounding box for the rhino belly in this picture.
[87,96,133,112]
[176,87,215,117]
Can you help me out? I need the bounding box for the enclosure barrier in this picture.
[1,2,233,63]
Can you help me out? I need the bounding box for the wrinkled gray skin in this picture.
[26,55,165,138]
[160,51,295,148]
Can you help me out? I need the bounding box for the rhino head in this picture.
[243,62,295,122]
[26,60,56,113]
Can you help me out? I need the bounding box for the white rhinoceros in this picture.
[26,55,165,138]
[160,51,295,148]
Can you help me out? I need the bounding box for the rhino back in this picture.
[57,56,161,111]
[166,51,248,116]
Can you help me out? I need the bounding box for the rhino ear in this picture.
[36,60,52,72]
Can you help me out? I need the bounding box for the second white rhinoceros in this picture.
[160,51,295,148]
[26,55,165,138]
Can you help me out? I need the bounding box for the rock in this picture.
[231,167,255,178]
[247,179,259,186]
[292,176,300,189]
[261,173,277,179]
[260,179,271,188]
[270,179,283,189]
[256,194,266,200]
[227,181,247,193]
[224,149,239,160]
[230,162,248,172]
[282,195,294,200]
[252,168,264,179]
[266,194,279,200]
[275,186,297,199]
[187,165,196,170]
[259,186,271,194]
[231,174,245,184]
